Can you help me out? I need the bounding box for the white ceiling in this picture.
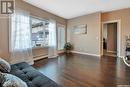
[24,0,130,19]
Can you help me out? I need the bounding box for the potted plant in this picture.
[64,42,73,53]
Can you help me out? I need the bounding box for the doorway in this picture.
[103,23,117,57]
[101,20,121,57]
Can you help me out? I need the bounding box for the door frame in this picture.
[101,20,121,57]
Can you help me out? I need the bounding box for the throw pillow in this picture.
[0,72,27,87]
[0,58,11,73]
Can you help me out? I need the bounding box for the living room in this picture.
[0,0,130,87]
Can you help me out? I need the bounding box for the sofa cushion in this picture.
[10,62,60,87]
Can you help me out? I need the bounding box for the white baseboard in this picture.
[33,51,65,61]
[33,55,48,61]
[107,50,117,53]
[71,51,101,57]
[58,50,65,54]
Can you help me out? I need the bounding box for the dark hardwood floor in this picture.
[33,53,130,87]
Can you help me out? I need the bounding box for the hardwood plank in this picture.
[33,54,130,87]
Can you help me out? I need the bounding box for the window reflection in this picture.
[32,18,49,47]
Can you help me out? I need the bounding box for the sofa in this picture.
[9,62,60,87]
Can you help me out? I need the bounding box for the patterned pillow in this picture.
[0,58,11,73]
[0,72,27,87]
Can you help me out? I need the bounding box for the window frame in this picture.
[57,23,66,51]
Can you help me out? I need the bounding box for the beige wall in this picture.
[67,12,101,56]
[67,8,130,57]
[107,23,117,52]
[0,0,67,62]
[0,16,10,62]
[102,8,130,56]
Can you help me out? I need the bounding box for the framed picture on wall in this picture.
[73,24,87,35]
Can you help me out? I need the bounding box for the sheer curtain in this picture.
[48,20,58,58]
[10,10,34,64]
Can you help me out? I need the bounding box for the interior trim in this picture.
[101,20,121,57]
[33,55,48,61]
[71,51,101,57]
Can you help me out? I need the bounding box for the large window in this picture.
[57,24,66,50]
[31,18,66,49]
[31,18,49,47]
